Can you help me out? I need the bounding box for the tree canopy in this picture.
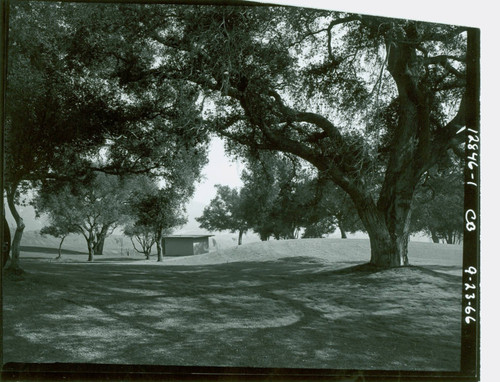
[5,2,474,269]
[33,173,143,261]
[411,160,464,244]
[4,1,208,270]
[126,180,189,262]
[196,184,250,245]
[197,151,363,242]
[144,5,471,266]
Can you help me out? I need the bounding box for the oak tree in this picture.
[196,185,250,245]
[127,186,188,262]
[147,5,474,267]
[5,2,208,269]
[123,224,156,259]
[34,173,139,261]
[39,225,78,260]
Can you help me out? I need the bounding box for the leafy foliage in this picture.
[33,173,142,261]
[156,5,470,266]
[238,153,309,240]
[411,162,463,244]
[196,185,250,244]
[126,179,189,261]
[123,224,156,259]
[301,179,363,239]
[5,2,209,269]
[7,2,472,268]
[198,151,362,242]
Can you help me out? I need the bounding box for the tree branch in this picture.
[326,16,360,58]
[291,26,328,46]
[268,90,343,142]
[428,93,467,166]
[424,55,465,78]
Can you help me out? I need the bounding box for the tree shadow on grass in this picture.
[407,265,462,281]
[314,262,461,280]
[3,257,463,369]
[92,257,147,263]
[20,246,87,255]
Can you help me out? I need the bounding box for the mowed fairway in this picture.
[3,239,462,370]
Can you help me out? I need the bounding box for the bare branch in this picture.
[427,93,467,166]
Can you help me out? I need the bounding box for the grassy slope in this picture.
[3,239,462,370]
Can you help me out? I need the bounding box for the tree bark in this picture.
[156,240,162,262]
[338,220,347,239]
[431,231,440,243]
[95,224,110,255]
[352,193,411,268]
[156,229,163,262]
[6,183,24,272]
[2,215,11,267]
[238,229,243,245]
[355,33,428,268]
[87,245,94,262]
[56,235,66,259]
[87,231,95,262]
[95,237,105,255]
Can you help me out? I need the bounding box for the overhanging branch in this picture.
[424,55,465,78]
[268,90,343,142]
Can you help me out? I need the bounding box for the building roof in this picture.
[163,235,214,239]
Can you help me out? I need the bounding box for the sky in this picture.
[179,136,245,233]
[191,136,243,206]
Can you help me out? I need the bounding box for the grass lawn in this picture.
[2,238,462,371]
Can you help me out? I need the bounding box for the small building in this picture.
[161,235,214,257]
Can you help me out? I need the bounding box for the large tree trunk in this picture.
[353,31,428,268]
[95,237,105,255]
[238,229,243,245]
[430,230,440,243]
[6,183,24,272]
[87,245,94,262]
[156,241,162,262]
[2,215,11,267]
[353,193,411,268]
[338,220,347,239]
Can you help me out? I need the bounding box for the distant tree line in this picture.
[410,159,464,244]
[197,152,463,245]
[32,173,190,262]
[197,152,362,243]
